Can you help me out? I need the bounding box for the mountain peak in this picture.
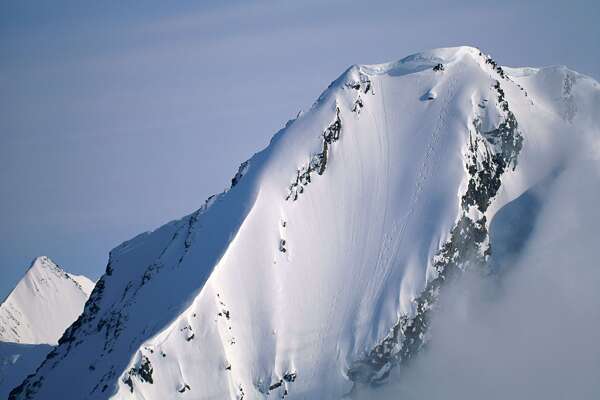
[0,257,94,345]
[9,48,600,399]
[31,255,51,265]
[25,256,65,277]
[23,256,95,296]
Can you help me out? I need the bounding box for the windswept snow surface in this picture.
[0,256,94,397]
[11,47,600,400]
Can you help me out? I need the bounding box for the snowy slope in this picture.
[0,256,95,345]
[11,47,600,400]
[0,256,94,398]
[0,342,51,400]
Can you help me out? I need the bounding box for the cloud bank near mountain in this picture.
[355,156,600,399]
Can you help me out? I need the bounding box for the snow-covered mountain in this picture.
[1,256,94,398]
[10,47,599,399]
[0,256,94,345]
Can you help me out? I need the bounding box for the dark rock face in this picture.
[231,161,249,188]
[286,108,342,201]
[177,383,191,393]
[345,71,373,94]
[122,355,154,393]
[352,96,364,114]
[482,53,507,79]
[282,371,297,383]
[348,79,524,385]
[286,70,374,202]
[265,371,297,398]
[279,239,287,253]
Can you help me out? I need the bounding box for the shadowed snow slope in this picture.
[10,47,600,400]
[0,342,51,399]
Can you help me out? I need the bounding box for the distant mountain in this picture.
[0,256,93,397]
[10,47,600,399]
[0,256,94,345]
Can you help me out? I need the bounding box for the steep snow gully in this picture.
[10,47,600,399]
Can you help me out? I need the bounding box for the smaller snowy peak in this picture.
[21,256,90,294]
[0,256,94,345]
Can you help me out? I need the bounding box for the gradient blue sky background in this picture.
[1,0,599,298]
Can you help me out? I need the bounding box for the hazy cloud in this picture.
[354,157,600,399]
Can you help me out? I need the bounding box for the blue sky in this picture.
[1,0,598,298]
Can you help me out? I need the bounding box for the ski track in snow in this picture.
[378,74,458,303]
